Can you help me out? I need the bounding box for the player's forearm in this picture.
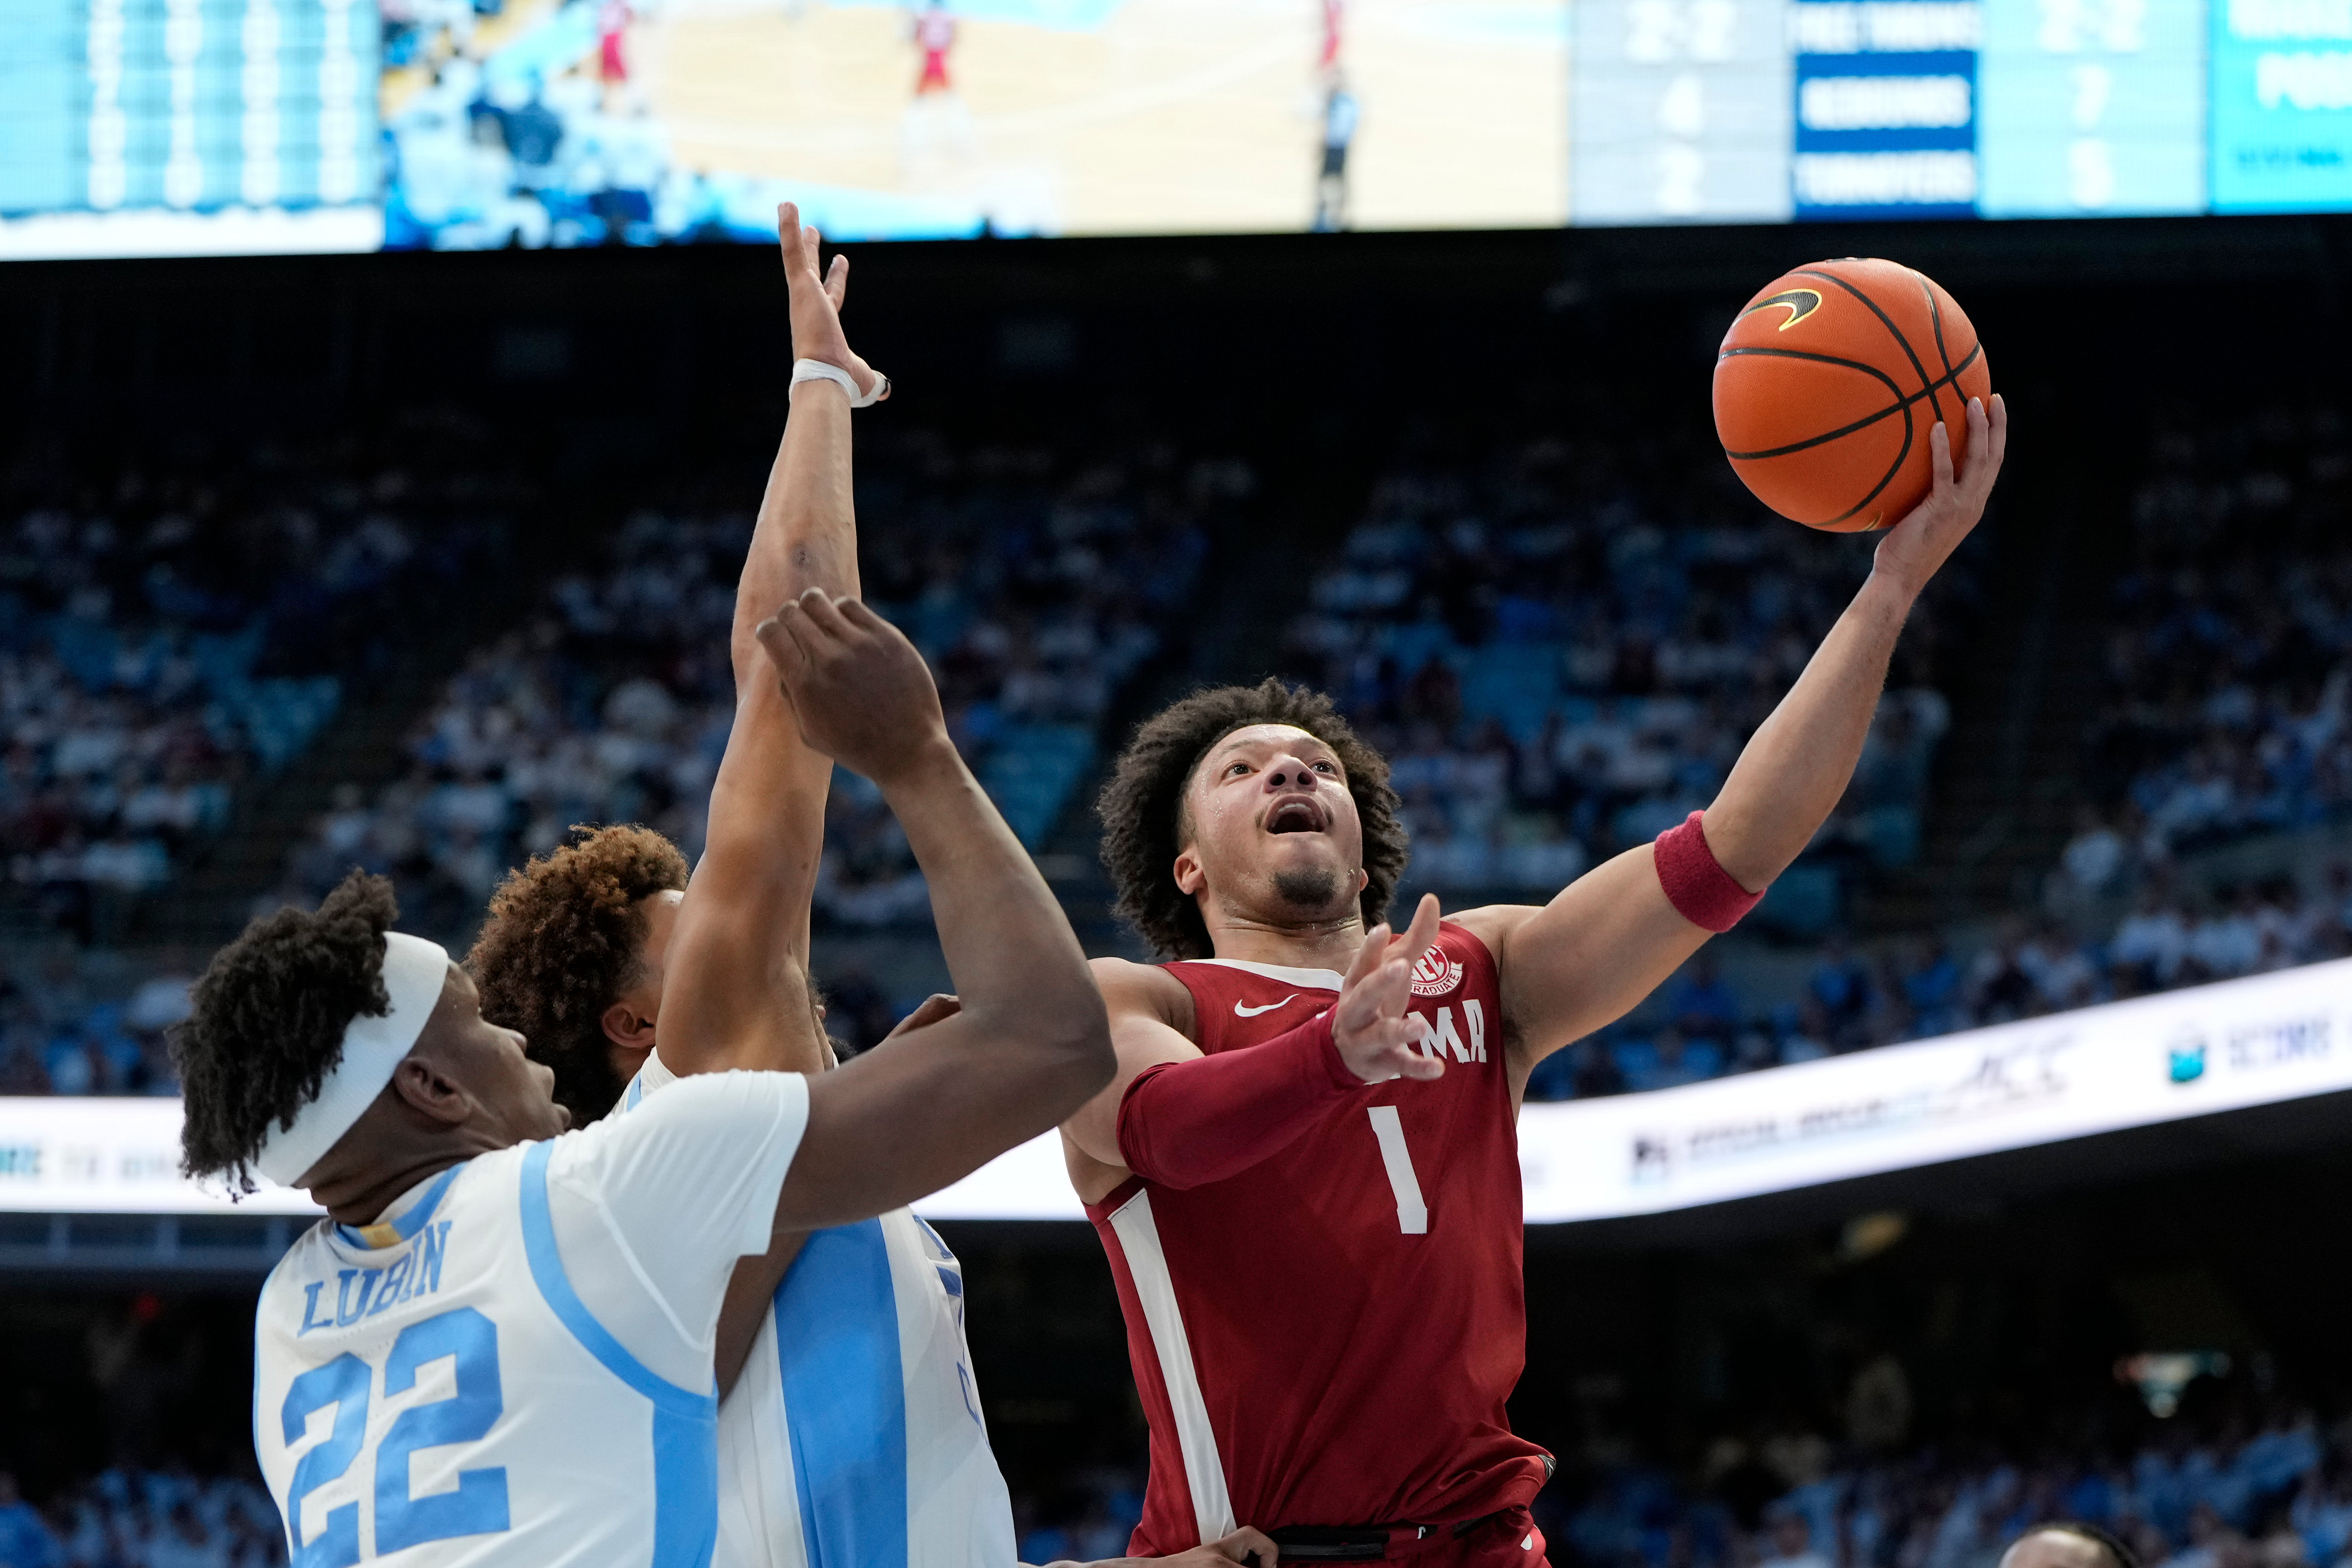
[669,383,860,1072]
[880,739,1109,1075]
[732,382,859,679]
[1704,570,1916,889]
[714,1233,806,1396]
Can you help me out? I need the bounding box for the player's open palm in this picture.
[1872,391,2006,597]
[777,201,887,403]
[1331,892,1446,1084]
[755,588,945,784]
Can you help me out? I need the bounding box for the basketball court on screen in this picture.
[626,0,1564,236]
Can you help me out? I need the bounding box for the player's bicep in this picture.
[1489,845,1711,1069]
[657,879,826,1079]
[1061,981,1202,1174]
[777,1008,1080,1229]
[559,1075,808,1367]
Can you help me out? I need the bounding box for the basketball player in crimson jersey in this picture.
[1064,395,2009,1564]
[913,0,956,94]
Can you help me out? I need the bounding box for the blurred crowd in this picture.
[0,955,187,1097]
[271,431,1232,960]
[1546,1394,2352,1568]
[1280,427,1976,928]
[0,420,515,938]
[2058,409,2352,880]
[0,1466,282,1568]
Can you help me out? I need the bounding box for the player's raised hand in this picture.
[776,201,887,403]
[1871,391,2006,598]
[1330,892,1446,1085]
[754,587,945,785]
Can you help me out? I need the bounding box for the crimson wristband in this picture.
[1653,810,1765,933]
[1116,1009,1361,1190]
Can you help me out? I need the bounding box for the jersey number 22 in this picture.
[281,1305,511,1566]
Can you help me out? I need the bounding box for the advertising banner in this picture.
[2,957,2345,1224]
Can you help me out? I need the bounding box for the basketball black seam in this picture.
[1848,338,1981,521]
[1716,348,1907,459]
[1718,337,1981,525]
[1919,272,1957,431]
[1717,341,1981,461]
[1794,266,1939,409]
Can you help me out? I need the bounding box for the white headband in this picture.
[254,932,452,1188]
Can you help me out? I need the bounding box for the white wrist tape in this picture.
[792,358,889,407]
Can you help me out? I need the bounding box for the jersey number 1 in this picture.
[1366,1106,1429,1234]
[280,1305,511,1566]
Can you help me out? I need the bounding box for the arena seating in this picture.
[0,1461,283,1567]
[10,1394,2341,1568]
[1275,423,1975,934]
[0,422,513,937]
[1543,1398,2334,1568]
[266,427,1236,953]
[11,402,2350,1098]
[2047,407,2352,897]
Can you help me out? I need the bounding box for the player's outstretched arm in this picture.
[1061,896,1445,1203]
[658,204,892,1393]
[752,589,1114,1228]
[657,201,888,1085]
[1464,396,2008,1078]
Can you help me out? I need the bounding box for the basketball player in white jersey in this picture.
[458,204,1275,1568]
[601,208,1276,1568]
[180,526,1119,1565]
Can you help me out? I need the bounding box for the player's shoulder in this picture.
[1443,904,1541,966]
[1089,954,1194,1026]
[1090,953,1186,997]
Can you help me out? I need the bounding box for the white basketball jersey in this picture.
[255,1072,809,1568]
[624,1053,1018,1568]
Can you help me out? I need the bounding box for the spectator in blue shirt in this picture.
[1666,950,1742,1046]
[0,1473,60,1568]
[1898,938,1965,1039]
[1808,934,1874,1046]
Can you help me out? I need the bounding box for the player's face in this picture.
[420,965,571,1143]
[1176,724,1366,925]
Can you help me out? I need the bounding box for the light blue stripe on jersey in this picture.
[519,1141,720,1568]
[774,1221,909,1568]
[334,1164,461,1250]
[625,1073,646,1111]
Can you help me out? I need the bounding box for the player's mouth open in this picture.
[1265,798,1325,835]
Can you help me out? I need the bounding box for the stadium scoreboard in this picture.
[0,0,2346,258]
[0,0,379,256]
[1573,0,2321,222]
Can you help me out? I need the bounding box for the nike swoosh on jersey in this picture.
[1233,996,1301,1018]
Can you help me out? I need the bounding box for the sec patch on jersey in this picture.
[1411,948,1465,997]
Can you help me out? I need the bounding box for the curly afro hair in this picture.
[1097,677,1408,960]
[466,824,688,1127]
[174,870,402,1192]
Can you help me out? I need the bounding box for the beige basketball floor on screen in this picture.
[635,0,1566,235]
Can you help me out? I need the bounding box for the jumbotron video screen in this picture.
[0,0,2344,257]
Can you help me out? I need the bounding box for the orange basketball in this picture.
[1713,258,1992,532]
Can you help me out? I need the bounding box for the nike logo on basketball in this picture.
[1234,996,1300,1018]
[1740,287,1823,331]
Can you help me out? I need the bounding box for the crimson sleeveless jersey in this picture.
[1085,922,1551,1552]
